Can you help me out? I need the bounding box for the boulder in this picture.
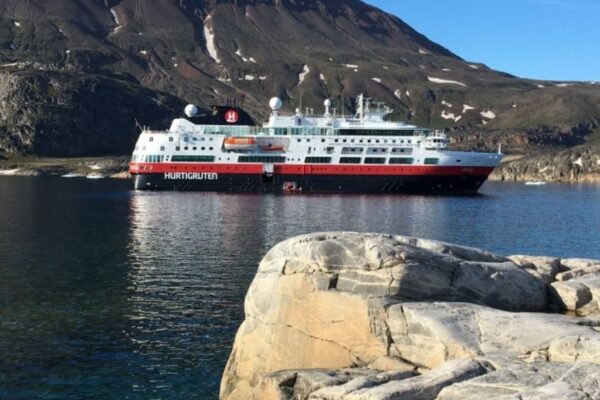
[550,275,600,315]
[220,233,600,400]
[508,255,560,285]
[556,258,600,281]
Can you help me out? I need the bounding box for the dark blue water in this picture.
[0,177,599,399]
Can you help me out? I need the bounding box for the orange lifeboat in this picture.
[223,137,257,151]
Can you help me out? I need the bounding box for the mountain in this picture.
[0,0,599,163]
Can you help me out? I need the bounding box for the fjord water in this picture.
[1,177,599,399]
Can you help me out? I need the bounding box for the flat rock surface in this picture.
[220,232,600,400]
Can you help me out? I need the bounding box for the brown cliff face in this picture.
[0,0,599,162]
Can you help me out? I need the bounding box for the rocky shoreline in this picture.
[489,145,600,184]
[0,155,130,179]
[220,232,600,400]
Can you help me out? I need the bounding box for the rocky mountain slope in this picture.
[0,0,599,168]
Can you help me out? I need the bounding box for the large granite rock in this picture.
[220,232,600,400]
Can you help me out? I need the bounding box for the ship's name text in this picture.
[164,172,218,180]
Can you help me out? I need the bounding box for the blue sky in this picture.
[367,0,600,81]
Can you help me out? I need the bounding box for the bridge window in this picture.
[424,158,439,165]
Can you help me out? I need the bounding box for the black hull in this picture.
[133,173,489,194]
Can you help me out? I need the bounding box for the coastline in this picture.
[489,150,600,184]
[0,153,130,179]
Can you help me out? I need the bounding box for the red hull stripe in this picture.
[129,162,494,177]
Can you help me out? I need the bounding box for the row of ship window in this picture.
[297,138,414,144]
[145,136,414,145]
[136,145,411,154]
[147,136,214,142]
[341,147,412,154]
[134,154,439,165]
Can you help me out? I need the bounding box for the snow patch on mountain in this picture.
[462,104,475,113]
[109,8,123,35]
[394,89,402,99]
[428,77,467,87]
[481,110,496,119]
[441,100,452,108]
[298,65,310,85]
[441,111,462,122]
[371,77,382,84]
[204,16,221,64]
[235,48,248,62]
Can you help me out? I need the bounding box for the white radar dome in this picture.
[184,104,198,117]
[269,97,283,111]
[324,99,332,107]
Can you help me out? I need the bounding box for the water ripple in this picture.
[0,178,598,399]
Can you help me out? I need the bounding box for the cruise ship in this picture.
[129,95,503,193]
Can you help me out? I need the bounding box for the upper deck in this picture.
[167,94,431,139]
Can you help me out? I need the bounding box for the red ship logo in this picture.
[225,109,239,124]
